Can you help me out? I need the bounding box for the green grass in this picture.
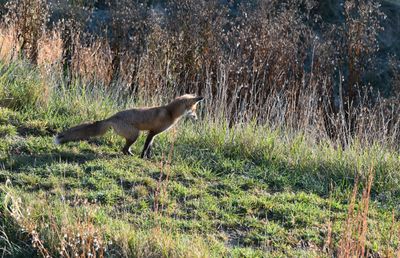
[0,61,399,257]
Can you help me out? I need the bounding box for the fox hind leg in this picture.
[111,122,139,155]
[122,134,139,155]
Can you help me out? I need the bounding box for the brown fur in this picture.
[55,94,204,158]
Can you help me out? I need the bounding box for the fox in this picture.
[54,94,204,158]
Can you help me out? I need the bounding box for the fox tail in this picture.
[54,119,112,145]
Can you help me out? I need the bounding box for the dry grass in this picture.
[37,29,63,70]
[0,25,19,62]
[338,163,375,257]
[1,186,218,257]
[2,181,107,258]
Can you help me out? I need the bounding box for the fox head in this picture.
[171,94,204,121]
[185,97,204,120]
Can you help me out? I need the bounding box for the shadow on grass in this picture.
[171,138,397,203]
[2,150,121,172]
[1,133,398,206]
[0,213,38,258]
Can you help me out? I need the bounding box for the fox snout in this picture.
[196,96,204,102]
[187,110,198,120]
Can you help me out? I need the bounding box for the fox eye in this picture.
[186,101,193,108]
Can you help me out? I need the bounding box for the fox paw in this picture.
[122,149,133,156]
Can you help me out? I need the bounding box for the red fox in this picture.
[54,94,204,158]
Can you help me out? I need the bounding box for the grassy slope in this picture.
[0,62,400,257]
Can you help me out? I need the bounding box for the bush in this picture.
[0,62,48,110]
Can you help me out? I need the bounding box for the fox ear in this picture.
[195,96,204,102]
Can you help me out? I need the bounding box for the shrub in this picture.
[0,62,48,110]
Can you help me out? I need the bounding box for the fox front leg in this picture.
[141,132,156,159]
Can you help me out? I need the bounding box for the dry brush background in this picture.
[0,0,399,147]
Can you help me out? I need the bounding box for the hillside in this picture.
[0,0,400,256]
[0,62,399,257]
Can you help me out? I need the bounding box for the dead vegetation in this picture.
[0,0,398,147]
